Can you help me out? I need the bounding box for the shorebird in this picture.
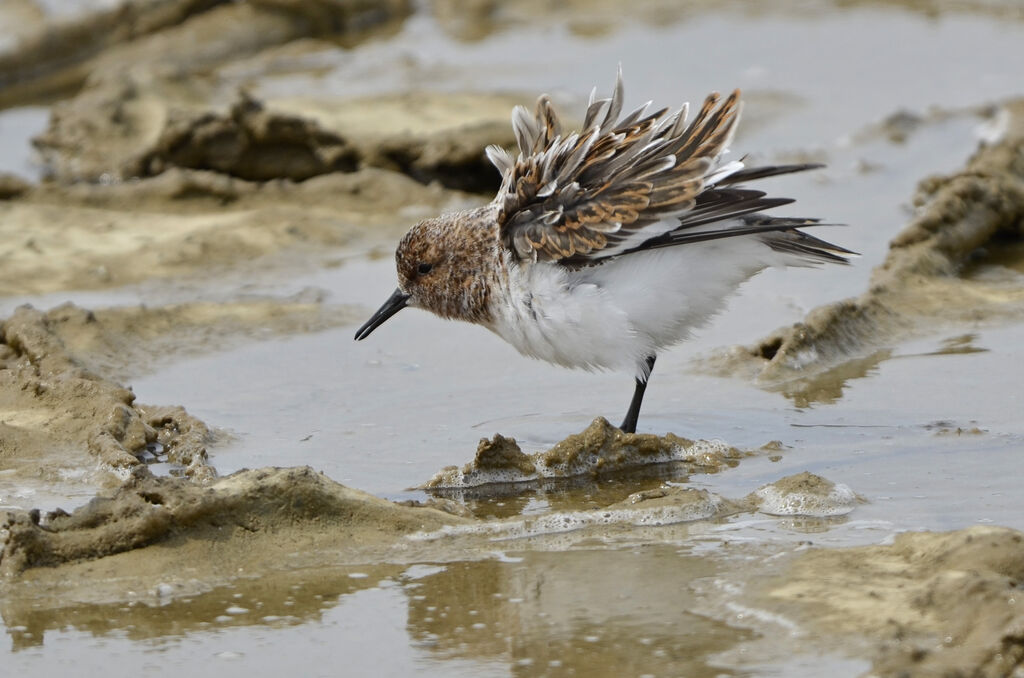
[355,71,853,433]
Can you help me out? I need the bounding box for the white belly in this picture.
[486,241,777,377]
[486,256,654,374]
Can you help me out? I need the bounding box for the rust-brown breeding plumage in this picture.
[356,70,855,433]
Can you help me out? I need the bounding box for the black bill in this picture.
[354,288,410,340]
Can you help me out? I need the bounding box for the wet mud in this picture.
[12,299,360,382]
[0,295,379,503]
[0,0,411,108]
[0,466,466,577]
[421,416,745,491]
[5,466,1020,677]
[0,469,844,592]
[0,167,463,296]
[36,88,518,191]
[763,526,1024,677]
[1,304,214,479]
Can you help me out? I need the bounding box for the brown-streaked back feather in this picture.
[487,71,852,269]
[489,69,742,263]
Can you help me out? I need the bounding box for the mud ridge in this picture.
[36,86,518,191]
[710,99,1024,392]
[0,466,466,576]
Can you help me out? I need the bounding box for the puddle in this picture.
[0,106,48,179]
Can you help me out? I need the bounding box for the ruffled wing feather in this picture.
[488,71,853,268]
[490,69,742,263]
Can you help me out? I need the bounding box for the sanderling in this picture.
[355,70,854,433]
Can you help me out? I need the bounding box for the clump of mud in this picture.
[0,172,29,200]
[766,526,1024,677]
[420,417,745,491]
[1,304,214,477]
[708,99,1024,398]
[749,471,862,517]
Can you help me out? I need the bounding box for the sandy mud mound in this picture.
[1,304,214,478]
[0,466,466,576]
[420,417,746,492]
[748,471,862,517]
[766,526,1024,677]
[711,99,1024,391]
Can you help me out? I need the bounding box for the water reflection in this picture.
[770,348,893,407]
[3,547,751,676]
[403,549,751,677]
[432,465,701,519]
[1,564,403,651]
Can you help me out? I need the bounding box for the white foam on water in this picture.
[408,491,725,542]
[755,482,859,517]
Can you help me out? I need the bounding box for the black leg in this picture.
[619,355,656,433]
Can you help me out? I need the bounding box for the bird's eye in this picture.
[417,262,433,275]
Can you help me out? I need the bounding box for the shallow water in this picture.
[3,2,1024,676]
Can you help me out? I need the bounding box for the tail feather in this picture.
[755,220,857,265]
[713,162,825,186]
[616,163,856,265]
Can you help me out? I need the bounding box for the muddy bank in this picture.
[5,518,1019,677]
[7,463,1014,678]
[764,526,1024,677]
[0,466,467,577]
[0,0,411,108]
[0,167,465,297]
[23,10,524,192]
[0,297,374,490]
[708,99,1024,398]
[2,54,515,299]
[35,85,519,190]
[0,467,851,576]
[14,298,361,382]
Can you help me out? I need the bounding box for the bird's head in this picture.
[353,210,496,341]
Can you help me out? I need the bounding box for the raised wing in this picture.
[488,71,750,264]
